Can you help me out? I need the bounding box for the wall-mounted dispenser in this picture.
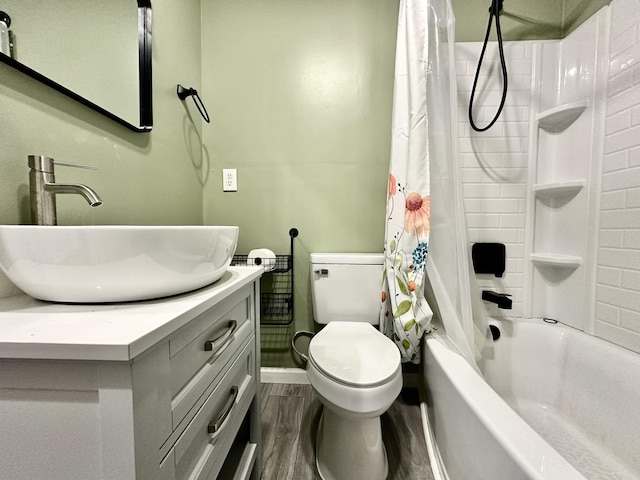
[472,242,506,277]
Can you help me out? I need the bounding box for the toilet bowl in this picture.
[308,323,401,480]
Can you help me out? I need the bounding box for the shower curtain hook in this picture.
[176,84,211,123]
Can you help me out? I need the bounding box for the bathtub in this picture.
[422,318,640,480]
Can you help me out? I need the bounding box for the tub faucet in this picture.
[28,155,103,226]
[482,290,512,309]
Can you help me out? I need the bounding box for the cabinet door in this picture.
[0,361,107,480]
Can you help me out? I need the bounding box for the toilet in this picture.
[308,253,402,480]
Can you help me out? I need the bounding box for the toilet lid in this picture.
[308,322,400,387]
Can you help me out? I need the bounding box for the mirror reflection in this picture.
[0,0,151,131]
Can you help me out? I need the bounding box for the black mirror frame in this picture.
[0,0,153,133]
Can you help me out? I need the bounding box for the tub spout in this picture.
[482,290,512,309]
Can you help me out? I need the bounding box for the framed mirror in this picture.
[0,0,152,132]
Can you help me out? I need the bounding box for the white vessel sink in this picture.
[0,225,239,303]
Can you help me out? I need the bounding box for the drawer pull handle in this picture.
[208,385,239,436]
[204,320,238,352]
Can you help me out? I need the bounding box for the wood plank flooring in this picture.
[260,384,434,480]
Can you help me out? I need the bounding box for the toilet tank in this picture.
[310,253,384,324]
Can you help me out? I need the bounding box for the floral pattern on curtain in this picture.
[380,0,434,364]
[381,174,433,363]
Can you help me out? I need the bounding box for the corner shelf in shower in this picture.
[532,180,585,200]
[231,228,298,326]
[536,101,588,133]
[530,253,582,269]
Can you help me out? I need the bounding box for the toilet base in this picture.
[315,406,388,480]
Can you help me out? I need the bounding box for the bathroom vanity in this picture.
[0,266,263,480]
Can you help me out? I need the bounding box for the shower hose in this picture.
[468,0,508,132]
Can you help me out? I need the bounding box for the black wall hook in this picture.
[176,84,210,123]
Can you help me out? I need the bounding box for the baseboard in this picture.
[260,367,309,384]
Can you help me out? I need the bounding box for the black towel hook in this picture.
[177,84,210,123]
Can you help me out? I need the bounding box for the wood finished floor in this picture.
[260,383,434,480]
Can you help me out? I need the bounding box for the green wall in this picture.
[0,0,205,228]
[562,0,613,36]
[451,0,611,41]
[201,0,398,366]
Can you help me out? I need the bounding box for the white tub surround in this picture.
[456,40,533,319]
[0,266,263,480]
[457,0,640,353]
[597,0,640,352]
[524,8,609,331]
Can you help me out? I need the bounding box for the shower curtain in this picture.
[382,0,482,367]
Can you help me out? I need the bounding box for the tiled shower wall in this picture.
[457,0,640,354]
[596,0,640,352]
[456,42,533,318]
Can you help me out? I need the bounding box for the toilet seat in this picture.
[308,322,400,387]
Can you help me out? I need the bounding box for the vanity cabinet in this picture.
[0,267,263,480]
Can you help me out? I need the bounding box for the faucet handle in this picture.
[28,155,55,172]
[53,160,98,171]
[28,155,98,172]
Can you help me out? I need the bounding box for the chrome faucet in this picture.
[28,155,103,226]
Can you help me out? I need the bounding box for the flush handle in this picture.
[314,269,329,276]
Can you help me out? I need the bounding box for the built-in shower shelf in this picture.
[530,253,582,268]
[536,101,588,133]
[533,180,585,199]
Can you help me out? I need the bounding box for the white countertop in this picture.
[0,266,263,362]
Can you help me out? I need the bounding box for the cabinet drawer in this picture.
[221,443,257,480]
[172,340,256,480]
[169,286,254,429]
[216,419,258,480]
